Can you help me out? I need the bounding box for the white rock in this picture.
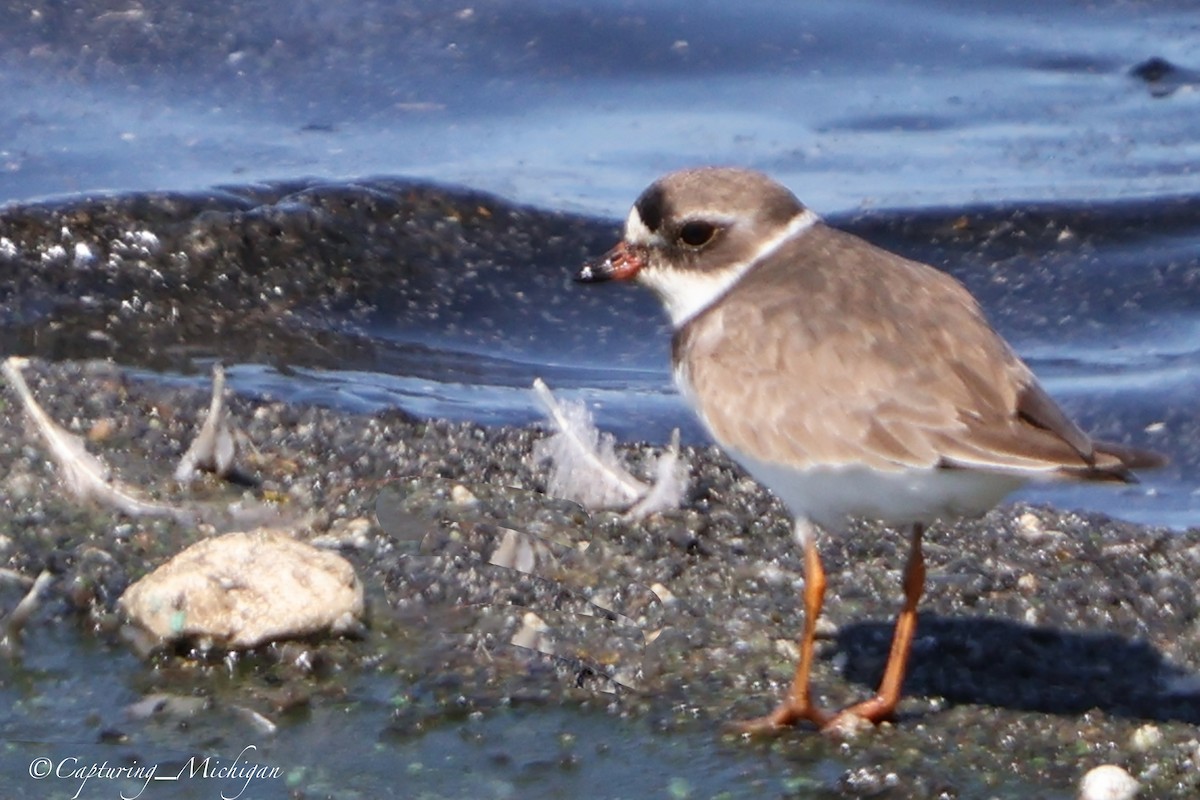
[649,582,676,605]
[1017,511,1043,535]
[127,229,160,251]
[1079,764,1139,800]
[120,528,364,649]
[73,242,95,267]
[1130,723,1163,753]
[41,244,67,264]
[450,484,478,505]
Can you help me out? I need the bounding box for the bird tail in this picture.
[1095,439,1167,470]
[1077,439,1168,484]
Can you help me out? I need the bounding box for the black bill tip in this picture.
[575,260,613,283]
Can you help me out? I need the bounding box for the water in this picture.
[2,3,1198,216]
[0,628,818,800]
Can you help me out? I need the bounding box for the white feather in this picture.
[531,378,645,509]
[531,379,687,517]
[175,363,239,481]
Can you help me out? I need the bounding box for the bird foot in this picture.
[728,696,895,738]
[725,700,831,736]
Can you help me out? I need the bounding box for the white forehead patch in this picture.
[624,206,663,246]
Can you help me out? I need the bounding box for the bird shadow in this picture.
[836,614,1200,724]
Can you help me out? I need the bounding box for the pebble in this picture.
[1079,765,1139,800]
[649,582,676,604]
[1129,723,1163,753]
[451,484,478,505]
[1017,511,1043,535]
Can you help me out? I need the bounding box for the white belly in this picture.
[728,447,1025,532]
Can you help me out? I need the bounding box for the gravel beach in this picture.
[2,357,1198,798]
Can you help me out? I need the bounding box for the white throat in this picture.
[639,208,819,327]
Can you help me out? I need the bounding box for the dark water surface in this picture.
[2,2,1199,799]
[2,2,1199,215]
[0,627,827,800]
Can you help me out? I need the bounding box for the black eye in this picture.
[678,220,718,248]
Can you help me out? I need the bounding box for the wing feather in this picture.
[675,223,1140,482]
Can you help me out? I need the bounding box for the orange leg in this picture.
[734,520,832,732]
[824,522,926,729]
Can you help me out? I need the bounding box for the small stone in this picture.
[1017,512,1043,536]
[1129,723,1163,753]
[73,242,95,267]
[814,616,839,639]
[755,562,793,586]
[120,528,364,650]
[125,693,206,720]
[837,765,898,790]
[649,582,676,604]
[1016,511,1065,543]
[451,484,478,505]
[1,468,36,501]
[88,417,118,443]
[311,516,373,550]
[1079,764,1139,800]
[825,713,876,741]
[510,611,550,652]
[773,638,799,661]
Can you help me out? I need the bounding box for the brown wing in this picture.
[675,223,1152,482]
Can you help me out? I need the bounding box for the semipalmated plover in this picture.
[576,167,1164,733]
